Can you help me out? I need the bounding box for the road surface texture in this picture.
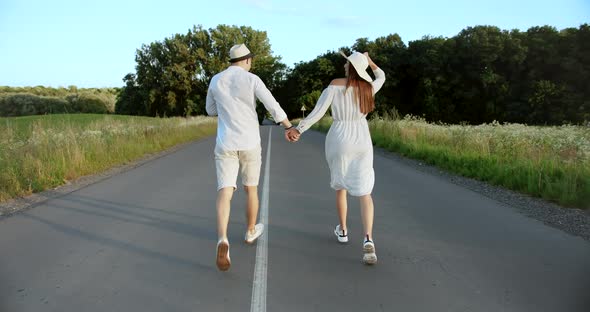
[1,126,589,312]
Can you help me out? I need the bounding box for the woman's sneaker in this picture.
[216,239,231,271]
[362,235,377,265]
[334,225,348,243]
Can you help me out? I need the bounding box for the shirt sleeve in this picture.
[371,68,386,95]
[296,87,335,134]
[205,86,217,116]
[254,76,288,123]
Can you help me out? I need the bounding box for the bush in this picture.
[0,91,116,117]
[0,93,70,116]
[65,92,114,114]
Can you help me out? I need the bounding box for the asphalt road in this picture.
[1,126,589,312]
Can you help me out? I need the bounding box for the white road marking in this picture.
[250,127,271,312]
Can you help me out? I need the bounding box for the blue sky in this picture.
[0,0,588,88]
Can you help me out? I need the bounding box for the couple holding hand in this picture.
[206,44,386,271]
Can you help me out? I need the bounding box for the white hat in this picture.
[229,44,255,62]
[339,51,372,82]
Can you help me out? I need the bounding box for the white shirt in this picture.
[206,66,287,151]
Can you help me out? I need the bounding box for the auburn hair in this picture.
[346,64,374,114]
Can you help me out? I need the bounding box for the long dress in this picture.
[296,68,386,196]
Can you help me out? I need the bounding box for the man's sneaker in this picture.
[216,239,231,271]
[334,224,348,243]
[362,235,377,265]
[245,223,264,244]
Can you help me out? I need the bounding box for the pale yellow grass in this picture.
[0,114,217,202]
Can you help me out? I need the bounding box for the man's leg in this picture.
[244,185,259,233]
[215,146,239,240]
[214,147,239,271]
[240,146,263,243]
[216,187,234,271]
[217,187,234,241]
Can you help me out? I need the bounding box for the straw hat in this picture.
[229,44,255,62]
[339,51,372,82]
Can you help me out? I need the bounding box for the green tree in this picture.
[357,34,406,116]
[117,24,286,117]
[275,51,342,117]
[115,74,145,115]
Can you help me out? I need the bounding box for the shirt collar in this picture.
[228,65,246,71]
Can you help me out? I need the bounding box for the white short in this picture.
[214,145,262,191]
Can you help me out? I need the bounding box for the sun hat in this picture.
[339,51,373,82]
[229,44,255,62]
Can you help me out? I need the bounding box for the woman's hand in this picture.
[364,52,377,70]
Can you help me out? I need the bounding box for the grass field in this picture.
[313,115,590,209]
[0,114,216,202]
[3,113,588,209]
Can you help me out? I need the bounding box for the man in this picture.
[206,43,296,271]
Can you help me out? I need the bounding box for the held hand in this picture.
[288,128,300,142]
[285,128,300,142]
[284,128,293,142]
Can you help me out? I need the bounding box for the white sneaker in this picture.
[334,225,348,243]
[216,239,231,271]
[363,236,377,265]
[245,223,264,244]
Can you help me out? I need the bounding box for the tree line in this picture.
[276,24,590,125]
[116,23,589,125]
[6,23,586,125]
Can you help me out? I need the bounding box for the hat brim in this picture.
[229,53,255,63]
[340,51,373,83]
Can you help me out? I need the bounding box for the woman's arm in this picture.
[364,52,386,94]
[371,68,386,94]
[295,87,336,134]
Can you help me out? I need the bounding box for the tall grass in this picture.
[0,114,216,202]
[313,115,590,209]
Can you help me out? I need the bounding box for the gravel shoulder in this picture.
[374,146,590,242]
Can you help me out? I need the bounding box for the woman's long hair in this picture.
[346,63,374,114]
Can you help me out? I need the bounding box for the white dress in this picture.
[296,68,386,196]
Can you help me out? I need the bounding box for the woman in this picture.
[288,51,385,264]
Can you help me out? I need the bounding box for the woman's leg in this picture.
[359,194,374,240]
[336,189,348,231]
[360,194,377,264]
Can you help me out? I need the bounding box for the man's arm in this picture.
[205,87,217,116]
[254,77,291,128]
